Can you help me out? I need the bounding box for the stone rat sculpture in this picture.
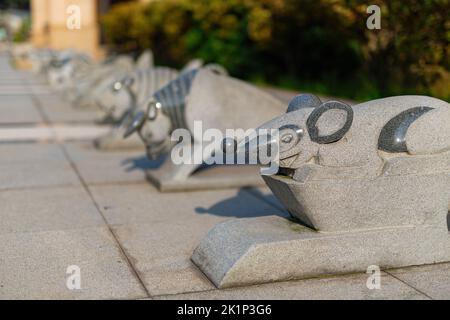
[229,94,450,232]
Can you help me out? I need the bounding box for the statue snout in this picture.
[124,110,147,139]
[223,132,279,166]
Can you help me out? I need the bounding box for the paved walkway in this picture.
[0,52,449,300]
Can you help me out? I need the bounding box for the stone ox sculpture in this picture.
[192,94,450,289]
[124,68,286,191]
[93,66,180,150]
[93,60,205,150]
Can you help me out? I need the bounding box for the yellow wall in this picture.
[31,0,102,59]
[31,0,152,59]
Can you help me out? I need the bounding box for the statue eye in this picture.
[147,101,161,120]
[112,81,122,92]
[281,134,294,144]
[279,125,304,147]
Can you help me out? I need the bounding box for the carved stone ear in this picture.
[287,94,322,113]
[204,64,228,76]
[307,101,353,144]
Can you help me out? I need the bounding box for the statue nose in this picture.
[222,134,277,165]
[123,111,147,138]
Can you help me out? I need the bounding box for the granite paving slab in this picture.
[34,94,98,124]
[0,95,43,125]
[0,143,80,190]
[0,186,105,235]
[0,161,81,190]
[0,227,147,300]
[89,184,285,295]
[155,272,428,300]
[0,87,42,95]
[112,222,217,296]
[89,184,285,226]
[63,143,156,185]
[388,263,450,300]
[0,143,67,163]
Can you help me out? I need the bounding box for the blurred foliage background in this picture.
[102,0,449,101]
[12,17,30,43]
[0,0,29,10]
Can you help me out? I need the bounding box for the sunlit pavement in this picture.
[0,52,448,300]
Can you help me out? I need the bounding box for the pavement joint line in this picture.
[0,92,41,96]
[59,143,152,299]
[384,270,434,300]
[48,120,99,126]
[0,122,47,128]
[0,140,47,145]
[83,180,152,188]
[0,223,114,239]
[0,120,99,128]
[0,183,83,193]
[25,78,52,125]
[149,270,401,299]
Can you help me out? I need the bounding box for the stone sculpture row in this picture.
[28,47,450,288]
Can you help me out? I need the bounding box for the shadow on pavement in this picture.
[121,155,166,172]
[195,188,289,219]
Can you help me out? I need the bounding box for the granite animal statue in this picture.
[94,66,180,150]
[92,59,206,150]
[75,50,155,111]
[94,59,206,125]
[190,94,450,289]
[46,50,153,107]
[46,51,93,91]
[27,48,68,75]
[123,68,286,190]
[67,52,155,107]
[228,94,450,232]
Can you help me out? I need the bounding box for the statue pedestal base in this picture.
[146,164,265,192]
[192,215,450,288]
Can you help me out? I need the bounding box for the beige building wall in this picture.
[31,0,49,47]
[31,0,151,59]
[31,0,103,59]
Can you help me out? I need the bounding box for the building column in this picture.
[31,0,50,47]
[31,0,105,59]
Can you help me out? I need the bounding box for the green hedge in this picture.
[13,17,31,43]
[101,0,449,101]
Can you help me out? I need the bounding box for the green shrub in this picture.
[363,0,450,99]
[101,0,449,101]
[102,1,194,67]
[13,17,31,43]
[101,2,144,53]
